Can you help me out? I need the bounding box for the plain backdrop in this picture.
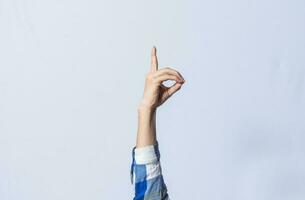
[1,0,305,200]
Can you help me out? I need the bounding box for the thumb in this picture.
[163,82,183,100]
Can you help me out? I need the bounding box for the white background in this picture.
[0,0,305,199]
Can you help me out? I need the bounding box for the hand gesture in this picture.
[139,46,185,110]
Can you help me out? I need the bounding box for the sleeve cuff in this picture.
[133,141,160,165]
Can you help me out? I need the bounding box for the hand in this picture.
[138,46,186,110]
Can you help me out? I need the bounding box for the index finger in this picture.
[150,46,158,72]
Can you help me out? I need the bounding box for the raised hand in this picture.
[139,46,185,110]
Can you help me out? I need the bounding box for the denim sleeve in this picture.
[130,141,170,200]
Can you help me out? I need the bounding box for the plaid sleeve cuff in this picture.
[130,141,161,184]
[134,141,160,164]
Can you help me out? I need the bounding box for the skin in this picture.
[136,46,186,148]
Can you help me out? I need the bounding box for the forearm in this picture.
[136,105,157,148]
[131,105,169,200]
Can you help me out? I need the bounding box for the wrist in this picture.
[137,100,157,113]
[137,106,156,117]
[137,103,157,123]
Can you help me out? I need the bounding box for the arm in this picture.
[130,47,185,200]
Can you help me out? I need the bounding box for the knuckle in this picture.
[152,78,158,84]
[145,73,153,80]
[167,67,178,75]
[152,74,158,80]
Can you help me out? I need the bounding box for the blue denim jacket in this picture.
[130,141,170,200]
